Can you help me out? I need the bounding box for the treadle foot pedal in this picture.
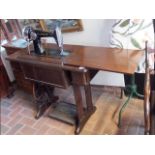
[48,101,77,125]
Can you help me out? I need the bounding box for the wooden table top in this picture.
[5,43,144,75]
[63,45,144,75]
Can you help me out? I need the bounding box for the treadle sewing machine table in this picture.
[6,43,144,134]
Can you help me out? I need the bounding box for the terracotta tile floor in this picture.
[0,86,144,135]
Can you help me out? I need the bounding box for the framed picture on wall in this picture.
[40,19,83,33]
[18,19,43,30]
[18,19,83,33]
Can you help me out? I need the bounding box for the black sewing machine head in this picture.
[23,25,70,57]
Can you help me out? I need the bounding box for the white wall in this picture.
[46,19,116,47]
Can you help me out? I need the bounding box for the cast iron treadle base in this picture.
[48,101,76,125]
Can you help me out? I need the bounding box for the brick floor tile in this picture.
[1,88,145,135]
[34,124,50,135]
[45,117,63,129]
[7,123,23,135]
[1,99,12,108]
[56,123,74,135]
[32,117,48,129]
[18,126,36,135]
[9,98,23,109]
[1,115,10,124]
[7,114,23,127]
[1,124,10,134]
[1,107,11,116]
[8,105,24,118]
[19,117,36,126]
[20,108,35,117]
[46,127,66,135]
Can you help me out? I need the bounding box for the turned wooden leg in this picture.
[144,101,151,135]
[144,65,151,135]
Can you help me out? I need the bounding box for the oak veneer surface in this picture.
[6,44,143,75]
[63,45,144,75]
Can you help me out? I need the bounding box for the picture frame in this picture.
[39,19,83,33]
[18,19,43,30]
[18,19,83,33]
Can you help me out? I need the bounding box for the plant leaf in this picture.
[120,19,130,27]
[130,37,142,49]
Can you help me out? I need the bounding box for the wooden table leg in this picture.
[83,72,96,128]
[33,83,59,119]
[150,91,155,134]
[72,70,96,134]
[144,102,151,135]
[84,84,96,112]
[144,66,151,135]
[73,85,85,134]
